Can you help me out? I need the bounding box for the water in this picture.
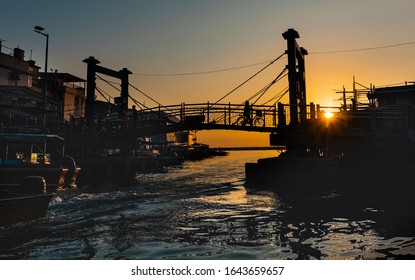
[1,151,415,259]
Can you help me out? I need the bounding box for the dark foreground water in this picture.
[1,151,415,259]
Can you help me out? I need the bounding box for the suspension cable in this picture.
[95,73,165,113]
[272,88,289,106]
[128,83,182,122]
[95,85,114,99]
[250,68,288,105]
[260,86,289,105]
[96,74,121,93]
[129,83,165,108]
[128,95,145,110]
[210,52,285,107]
[245,79,277,104]
[210,68,287,124]
[95,87,112,103]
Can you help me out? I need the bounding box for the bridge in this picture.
[83,71,288,136]
[50,28,415,185]
[124,102,278,134]
[93,100,331,136]
[60,25,415,182]
[65,28,332,155]
[80,29,309,139]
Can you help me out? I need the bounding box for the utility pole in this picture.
[34,26,49,126]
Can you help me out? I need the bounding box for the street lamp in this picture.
[34,25,49,125]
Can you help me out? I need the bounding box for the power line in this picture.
[310,40,415,54]
[129,39,415,77]
[132,59,279,77]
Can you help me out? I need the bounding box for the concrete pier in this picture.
[245,156,338,193]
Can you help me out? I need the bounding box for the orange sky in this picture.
[3,1,415,147]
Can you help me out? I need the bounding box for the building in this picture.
[40,72,85,121]
[0,47,43,128]
[0,45,85,130]
[370,83,415,107]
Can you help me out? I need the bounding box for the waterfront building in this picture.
[0,45,85,130]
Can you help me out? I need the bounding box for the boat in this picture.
[0,133,80,192]
[0,133,80,225]
[0,176,54,225]
[172,143,228,160]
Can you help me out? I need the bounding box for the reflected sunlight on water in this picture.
[1,151,415,259]
[197,185,278,212]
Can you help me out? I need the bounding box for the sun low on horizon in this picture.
[2,1,415,147]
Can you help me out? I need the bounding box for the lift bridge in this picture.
[74,28,415,184]
[79,28,316,146]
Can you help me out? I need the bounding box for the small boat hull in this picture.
[0,193,54,225]
[0,165,67,191]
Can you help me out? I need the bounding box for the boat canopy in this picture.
[0,133,64,144]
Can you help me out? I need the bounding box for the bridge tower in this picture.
[83,56,132,126]
[282,28,308,125]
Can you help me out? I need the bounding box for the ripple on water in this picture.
[2,151,415,260]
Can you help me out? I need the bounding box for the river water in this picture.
[1,151,415,259]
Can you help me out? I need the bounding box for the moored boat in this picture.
[0,176,54,225]
[0,133,80,192]
[0,132,79,225]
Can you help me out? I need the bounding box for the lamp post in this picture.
[34,25,49,126]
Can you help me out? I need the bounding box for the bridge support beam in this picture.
[83,56,100,127]
[83,56,132,127]
[282,28,308,125]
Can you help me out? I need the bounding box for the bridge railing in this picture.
[139,102,278,128]
[137,102,350,129]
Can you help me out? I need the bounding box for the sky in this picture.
[2,0,415,146]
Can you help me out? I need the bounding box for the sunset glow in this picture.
[324,112,334,119]
[2,0,414,146]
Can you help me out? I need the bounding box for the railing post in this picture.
[180,103,183,123]
[278,102,286,126]
[183,103,186,123]
[263,108,266,127]
[228,102,231,125]
[224,107,227,125]
[273,106,277,127]
[158,105,161,123]
[207,101,210,124]
[310,102,316,122]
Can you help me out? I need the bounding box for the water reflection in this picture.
[1,151,415,259]
[197,186,278,211]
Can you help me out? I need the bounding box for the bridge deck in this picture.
[131,102,278,134]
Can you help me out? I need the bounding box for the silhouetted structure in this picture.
[83,56,132,127]
[247,29,415,192]
[283,28,308,125]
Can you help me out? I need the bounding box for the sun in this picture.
[324,111,334,119]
